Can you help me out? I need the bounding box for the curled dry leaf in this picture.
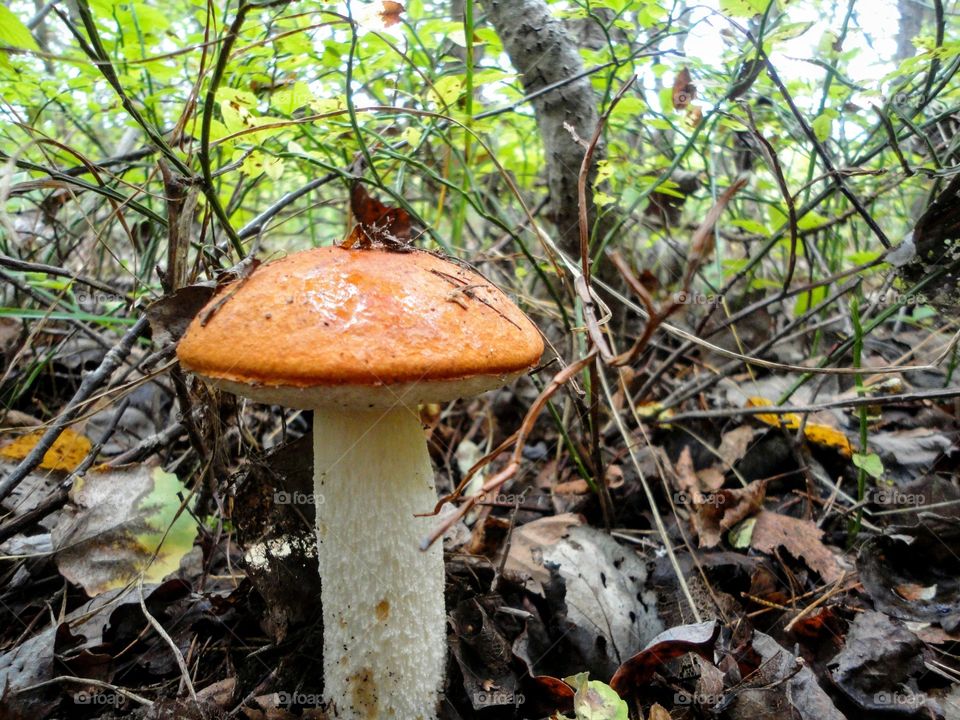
[610,621,720,698]
[697,478,767,548]
[379,0,404,27]
[145,283,216,345]
[345,182,412,248]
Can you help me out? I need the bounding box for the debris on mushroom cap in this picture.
[176,246,544,408]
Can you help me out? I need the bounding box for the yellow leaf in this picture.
[0,428,92,471]
[746,397,852,457]
[804,424,853,458]
[747,396,800,429]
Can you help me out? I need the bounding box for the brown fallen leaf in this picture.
[610,621,719,698]
[672,445,702,503]
[698,479,767,548]
[717,425,757,467]
[750,509,843,583]
[502,513,583,591]
[554,479,590,494]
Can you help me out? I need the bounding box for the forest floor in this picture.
[1,258,958,720]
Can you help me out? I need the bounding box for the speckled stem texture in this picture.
[313,407,445,720]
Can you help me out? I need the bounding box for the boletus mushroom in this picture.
[176,245,543,719]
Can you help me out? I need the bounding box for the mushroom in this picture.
[176,245,543,719]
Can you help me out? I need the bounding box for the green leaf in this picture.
[847,250,883,265]
[401,126,422,147]
[719,0,769,18]
[730,218,770,236]
[853,453,884,479]
[0,6,39,51]
[429,75,465,108]
[796,210,828,230]
[594,190,616,207]
[565,673,628,720]
[272,81,312,115]
[811,112,832,142]
[729,517,756,549]
[793,286,827,316]
[769,21,814,42]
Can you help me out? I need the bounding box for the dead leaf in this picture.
[718,426,756,467]
[830,611,940,717]
[0,428,91,472]
[505,520,664,677]
[610,621,719,698]
[555,478,590,494]
[672,67,696,110]
[379,0,404,26]
[698,479,767,548]
[345,182,412,248]
[672,445,702,503]
[868,427,955,483]
[52,464,198,596]
[726,631,845,720]
[145,283,216,345]
[750,509,843,583]
[858,522,960,632]
[501,512,582,592]
[647,704,671,720]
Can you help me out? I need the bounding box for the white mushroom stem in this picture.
[312,406,445,720]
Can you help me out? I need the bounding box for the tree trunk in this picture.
[484,0,604,260]
[895,0,928,61]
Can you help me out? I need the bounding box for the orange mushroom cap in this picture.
[176,246,544,408]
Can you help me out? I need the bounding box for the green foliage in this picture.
[0,0,954,412]
[564,673,629,720]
